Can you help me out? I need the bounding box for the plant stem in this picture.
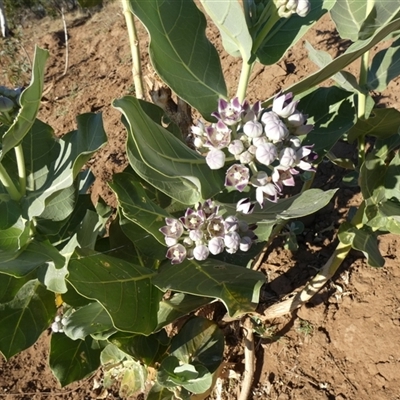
[261,201,365,319]
[356,0,374,168]
[121,0,144,99]
[0,162,21,201]
[236,61,254,103]
[14,144,26,197]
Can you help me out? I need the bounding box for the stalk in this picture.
[0,162,21,201]
[356,0,374,168]
[14,144,26,197]
[261,201,365,319]
[236,61,254,103]
[121,0,144,99]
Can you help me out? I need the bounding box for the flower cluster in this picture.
[191,92,316,210]
[274,0,311,18]
[0,86,22,126]
[51,315,67,333]
[160,200,256,264]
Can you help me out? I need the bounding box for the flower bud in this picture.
[208,237,225,255]
[243,120,263,138]
[193,244,209,261]
[262,111,289,142]
[239,150,254,164]
[255,142,278,166]
[206,149,226,170]
[224,232,241,252]
[0,96,14,112]
[224,216,239,232]
[228,139,244,155]
[296,0,311,17]
[240,236,253,252]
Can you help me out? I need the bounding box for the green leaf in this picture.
[200,0,252,61]
[117,214,167,261]
[147,382,174,400]
[230,189,337,225]
[0,216,29,253]
[0,280,55,359]
[158,355,212,394]
[338,224,384,267]
[256,0,335,65]
[359,156,387,203]
[300,87,356,158]
[0,240,64,278]
[62,302,115,340]
[285,17,400,96]
[304,41,361,92]
[170,317,224,373]
[0,197,20,230]
[110,330,169,366]
[129,0,227,119]
[384,153,400,201]
[278,189,338,220]
[153,259,265,318]
[23,114,106,219]
[0,47,49,160]
[50,334,101,387]
[331,0,400,41]
[348,108,400,142]
[156,292,211,331]
[67,248,163,334]
[367,37,400,91]
[114,96,225,203]
[0,271,36,303]
[110,172,169,245]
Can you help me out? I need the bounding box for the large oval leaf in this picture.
[50,334,101,387]
[331,0,400,41]
[129,0,227,119]
[114,96,225,203]
[200,0,252,61]
[0,279,55,359]
[153,259,265,318]
[67,248,163,334]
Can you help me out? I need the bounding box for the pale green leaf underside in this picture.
[331,0,400,41]
[129,0,227,119]
[200,0,252,61]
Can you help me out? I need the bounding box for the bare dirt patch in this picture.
[1,2,400,399]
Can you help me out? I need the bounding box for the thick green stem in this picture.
[121,0,144,99]
[0,162,21,201]
[357,0,374,169]
[14,144,26,197]
[236,61,254,103]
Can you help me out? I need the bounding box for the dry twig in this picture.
[238,317,255,400]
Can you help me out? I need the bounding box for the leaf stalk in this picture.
[121,0,144,99]
[0,162,22,201]
[14,144,26,197]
